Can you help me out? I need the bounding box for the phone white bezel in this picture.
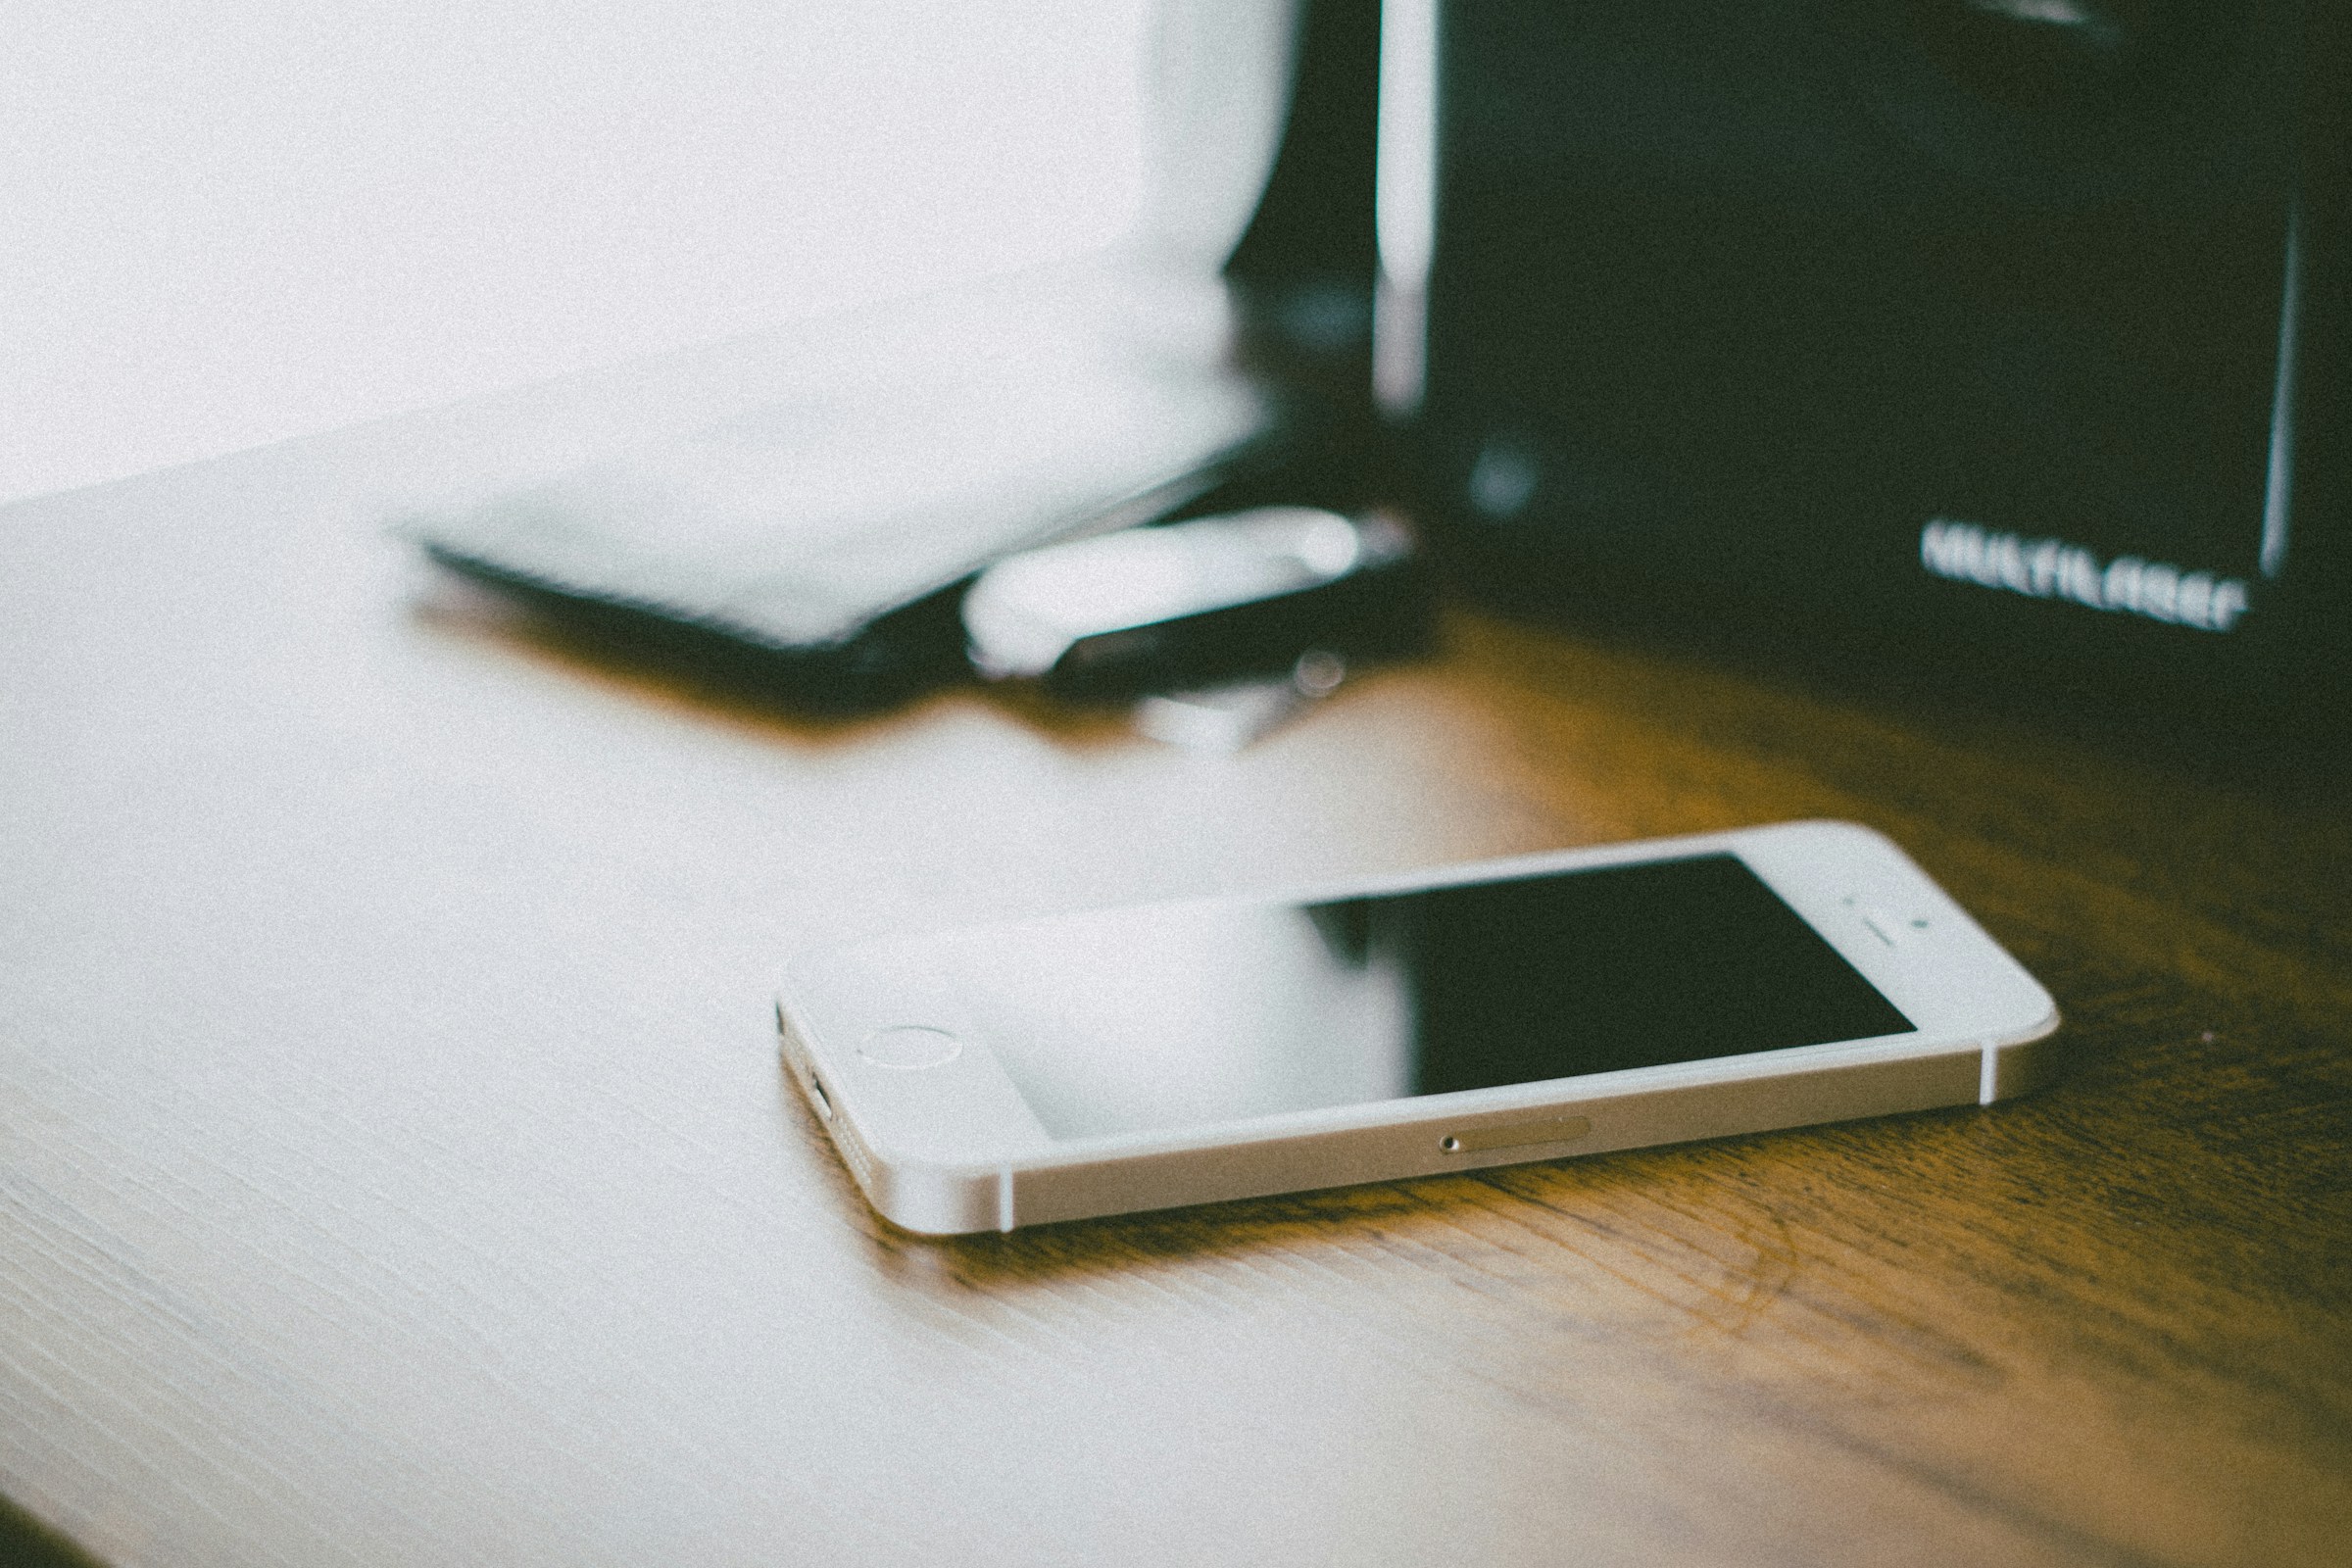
[776,820,2060,1235]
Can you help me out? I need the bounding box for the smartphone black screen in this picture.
[943,854,1916,1140]
[1371,853,1916,1091]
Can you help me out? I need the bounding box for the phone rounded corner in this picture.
[860,1150,1005,1238]
[871,1187,996,1239]
[1738,818,1912,874]
[1982,1001,2067,1102]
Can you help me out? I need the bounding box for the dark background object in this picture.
[1403,0,2350,746]
[422,545,983,716]
[1224,0,1386,391]
[0,1496,99,1568]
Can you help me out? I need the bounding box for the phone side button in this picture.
[1441,1115,1593,1154]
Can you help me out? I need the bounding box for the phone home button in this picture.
[859,1026,963,1070]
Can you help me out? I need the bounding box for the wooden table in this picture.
[4,337,2348,1568]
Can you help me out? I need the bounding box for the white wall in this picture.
[1,1,1148,507]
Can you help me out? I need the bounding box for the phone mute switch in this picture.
[1441,1115,1593,1154]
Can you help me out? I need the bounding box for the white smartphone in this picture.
[776,821,2060,1235]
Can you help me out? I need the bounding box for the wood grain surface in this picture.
[3,367,2348,1568]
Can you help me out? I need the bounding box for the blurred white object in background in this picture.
[1137,0,1300,272]
[3,1,1305,508]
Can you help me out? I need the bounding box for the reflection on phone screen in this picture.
[923,855,1915,1140]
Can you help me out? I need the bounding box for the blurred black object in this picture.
[410,264,1298,715]
[420,548,982,716]
[961,507,1431,702]
[1225,0,1383,395]
[1407,0,2352,736]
